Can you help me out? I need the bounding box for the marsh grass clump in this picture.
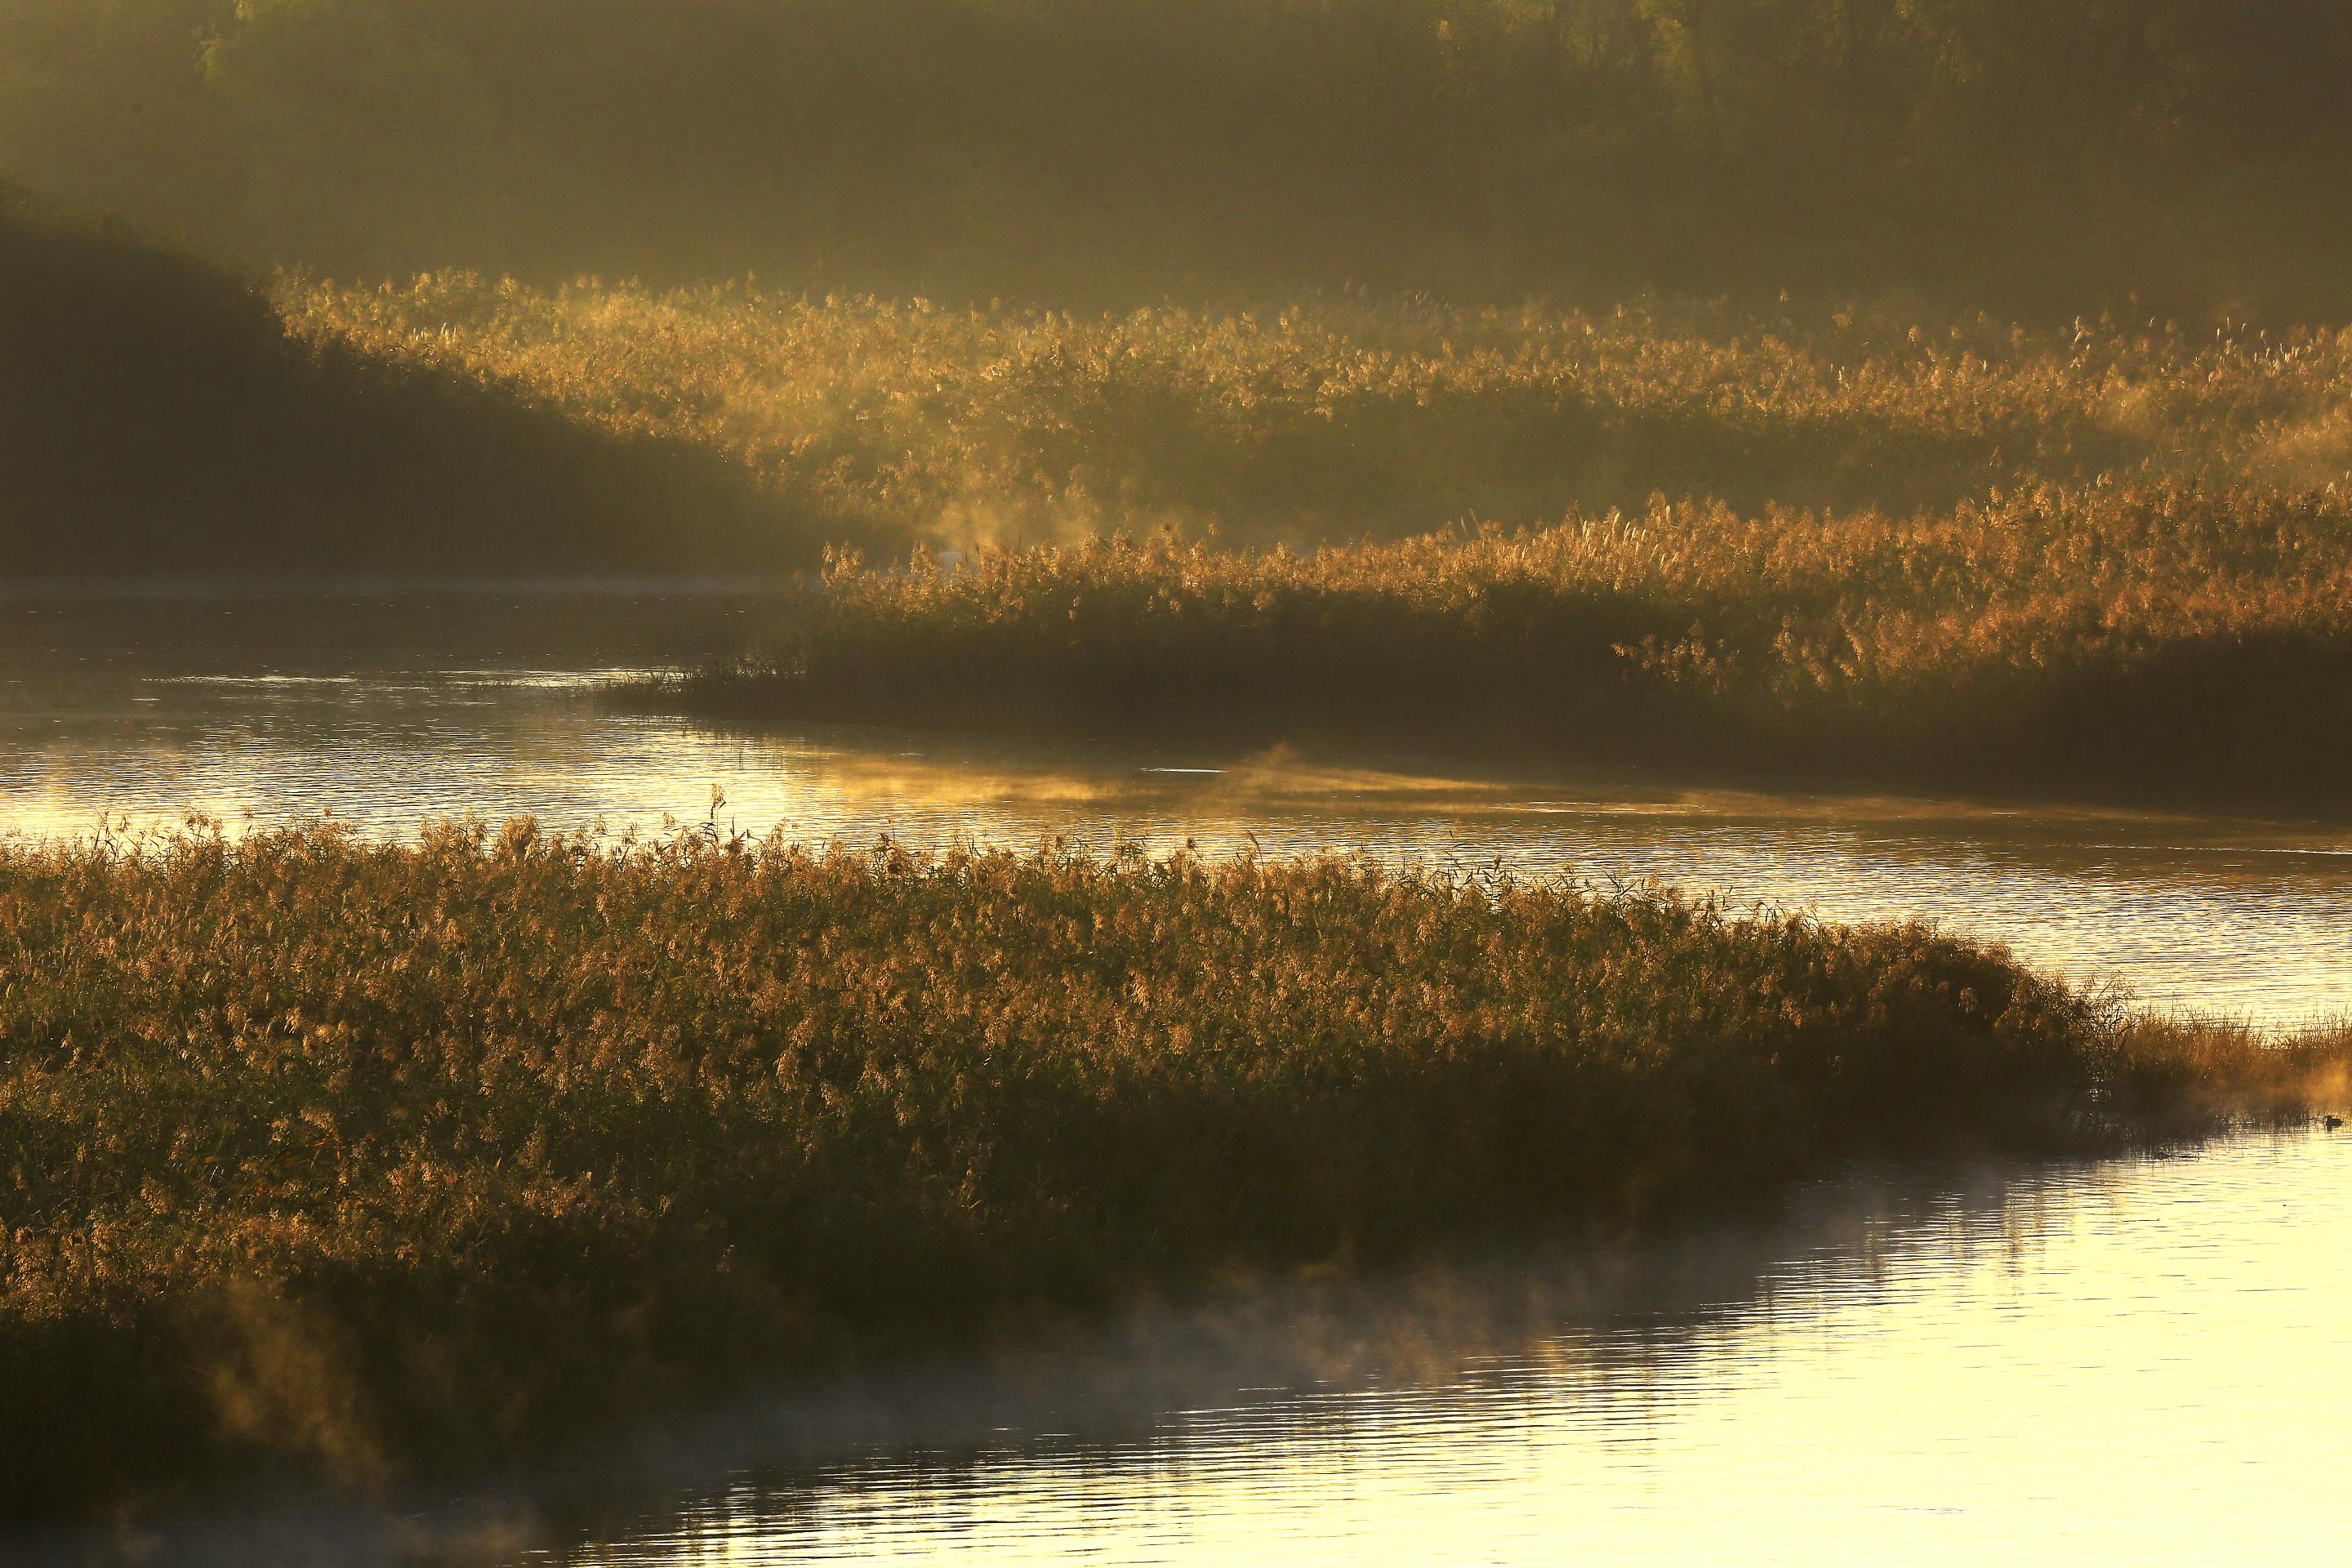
[1,821,2341,1518]
[20,228,2352,581]
[651,483,2352,813]
[283,281,2352,555]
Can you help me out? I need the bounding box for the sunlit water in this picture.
[6,592,2348,1023]
[511,1132,2351,1568]
[7,595,2352,1566]
[31,1130,2349,1567]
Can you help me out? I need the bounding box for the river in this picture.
[7,590,2348,1025]
[5,590,2347,1566]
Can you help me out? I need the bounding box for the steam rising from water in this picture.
[7,599,2351,1562]
[22,1132,2349,1567]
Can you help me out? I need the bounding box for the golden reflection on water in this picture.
[508,1132,2350,1568]
[7,600,2352,1565]
[6,591,2352,1023]
[7,660,2351,1022]
[22,1134,2342,1567]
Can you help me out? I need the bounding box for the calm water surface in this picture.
[511,1131,2350,1568]
[7,595,2350,1566]
[32,1130,2348,1567]
[6,592,2347,1023]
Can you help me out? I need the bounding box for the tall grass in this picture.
[649,483,2352,813]
[21,232,2352,578]
[0,821,2341,1518]
[285,278,2352,555]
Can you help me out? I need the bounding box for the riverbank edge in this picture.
[1,827,2345,1526]
[615,657,2352,824]
[17,1121,2347,1568]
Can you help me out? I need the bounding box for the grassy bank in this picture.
[1,822,2342,1520]
[645,483,2352,815]
[287,278,2352,553]
[0,183,782,581]
[20,231,2352,577]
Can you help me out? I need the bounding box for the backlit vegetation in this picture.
[9,0,2352,1535]
[653,483,2352,813]
[286,278,2352,551]
[16,217,2351,579]
[2,822,2340,1516]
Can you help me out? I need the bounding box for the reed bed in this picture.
[283,279,2352,554]
[1,821,2341,1517]
[649,483,2352,813]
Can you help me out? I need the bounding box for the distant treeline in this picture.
[5,0,2350,314]
[0,182,785,580]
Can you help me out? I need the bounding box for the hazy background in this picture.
[9,1,2352,581]
[7,0,2352,317]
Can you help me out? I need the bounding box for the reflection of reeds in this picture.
[2,820,2341,1518]
[642,483,2352,813]
[768,742,1520,813]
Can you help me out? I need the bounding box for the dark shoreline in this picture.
[613,490,2352,823]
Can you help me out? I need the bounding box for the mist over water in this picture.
[9,593,2349,1567]
[24,1130,2347,1567]
[11,7,2352,1556]
[524,1133,2350,1568]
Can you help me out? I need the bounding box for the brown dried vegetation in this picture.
[657,483,2352,813]
[285,281,2352,553]
[1,822,2340,1516]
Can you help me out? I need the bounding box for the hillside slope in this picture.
[0,183,791,581]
